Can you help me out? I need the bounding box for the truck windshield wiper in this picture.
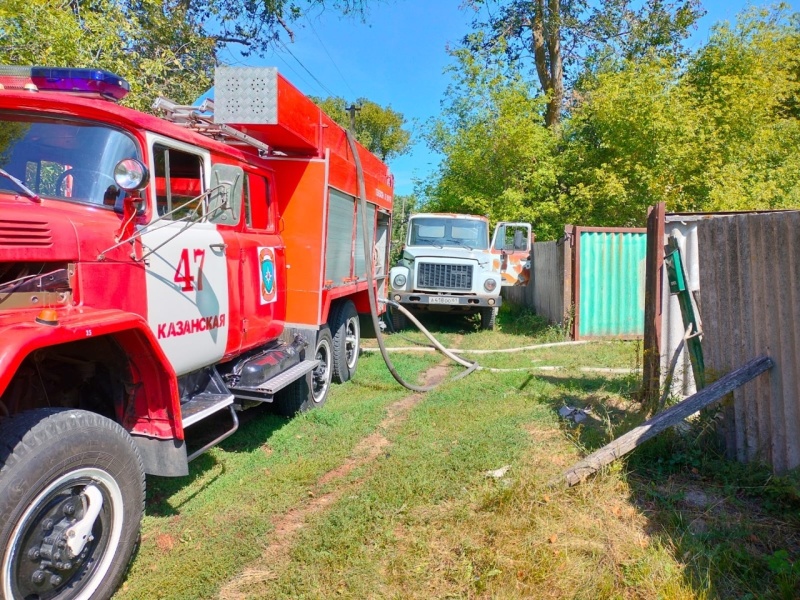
[445,239,473,250]
[415,238,443,248]
[0,167,40,202]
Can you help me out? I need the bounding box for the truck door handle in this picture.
[209,243,227,251]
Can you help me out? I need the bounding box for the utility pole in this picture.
[401,194,406,241]
[346,104,360,133]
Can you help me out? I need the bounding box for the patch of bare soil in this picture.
[217,355,454,599]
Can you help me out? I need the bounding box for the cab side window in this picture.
[245,173,275,232]
[153,144,204,219]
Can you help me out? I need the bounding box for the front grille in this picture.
[0,219,52,247]
[417,263,473,291]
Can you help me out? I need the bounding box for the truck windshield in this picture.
[407,217,489,250]
[0,113,140,209]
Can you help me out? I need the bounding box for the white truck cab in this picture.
[389,213,531,330]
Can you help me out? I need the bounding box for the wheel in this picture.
[329,300,360,383]
[272,328,333,416]
[480,306,498,330]
[390,305,407,331]
[0,409,145,600]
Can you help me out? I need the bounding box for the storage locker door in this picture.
[325,189,355,284]
[355,202,376,279]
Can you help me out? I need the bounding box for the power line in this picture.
[273,52,318,92]
[304,14,357,98]
[278,40,338,98]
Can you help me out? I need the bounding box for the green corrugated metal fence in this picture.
[576,228,647,339]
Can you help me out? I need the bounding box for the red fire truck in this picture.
[0,65,393,599]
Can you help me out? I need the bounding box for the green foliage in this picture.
[464,0,704,126]
[558,57,702,226]
[0,0,214,111]
[560,5,800,225]
[0,1,372,112]
[423,49,562,238]
[311,96,412,161]
[424,4,800,238]
[685,5,800,210]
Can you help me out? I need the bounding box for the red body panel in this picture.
[0,74,393,441]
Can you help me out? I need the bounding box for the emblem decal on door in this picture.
[259,247,277,305]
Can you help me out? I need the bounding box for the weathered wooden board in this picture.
[564,356,773,486]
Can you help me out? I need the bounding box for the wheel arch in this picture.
[0,310,181,442]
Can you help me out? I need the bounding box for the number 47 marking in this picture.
[174,248,206,292]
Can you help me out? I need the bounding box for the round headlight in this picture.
[484,278,497,292]
[393,273,407,288]
[114,158,149,191]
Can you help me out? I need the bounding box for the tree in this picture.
[557,57,700,226]
[684,5,800,210]
[179,0,369,56]
[312,96,412,161]
[423,50,561,238]
[390,192,417,262]
[425,4,800,238]
[0,0,374,111]
[0,0,216,110]
[463,0,704,127]
[557,5,800,225]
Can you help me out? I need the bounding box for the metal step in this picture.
[181,393,235,428]
[186,405,239,463]
[229,358,319,401]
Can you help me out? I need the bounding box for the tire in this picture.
[480,306,498,331]
[329,300,360,383]
[272,328,333,416]
[0,409,145,600]
[390,305,407,332]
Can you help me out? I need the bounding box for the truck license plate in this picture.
[428,297,461,305]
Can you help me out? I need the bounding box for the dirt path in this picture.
[217,356,454,599]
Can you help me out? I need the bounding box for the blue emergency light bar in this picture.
[0,66,130,101]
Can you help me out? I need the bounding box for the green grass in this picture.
[117,306,800,599]
[116,352,442,599]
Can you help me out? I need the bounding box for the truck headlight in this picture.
[393,273,407,287]
[114,158,149,191]
[484,278,497,292]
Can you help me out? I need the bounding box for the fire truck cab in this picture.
[0,66,393,599]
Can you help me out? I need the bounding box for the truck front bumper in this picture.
[389,292,501,308]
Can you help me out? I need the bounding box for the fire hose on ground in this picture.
[346,130,592,389]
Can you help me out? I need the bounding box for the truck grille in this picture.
[418,263,473,291]
[0,219,52,247]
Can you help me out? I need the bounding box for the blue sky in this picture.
[219,1,784,196]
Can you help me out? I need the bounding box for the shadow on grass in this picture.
[629,436,800,598]
[534,373,644,453]
[363,302,560,339]
[540,368,800,598]
[145,403,288,517]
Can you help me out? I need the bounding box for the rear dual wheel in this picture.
[329,300,360,383]
[0,409,145,600]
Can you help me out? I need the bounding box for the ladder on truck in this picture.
[153,97,273,157]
